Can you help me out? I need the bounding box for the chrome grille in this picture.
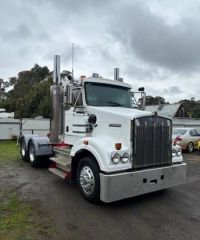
[132,116,172,169]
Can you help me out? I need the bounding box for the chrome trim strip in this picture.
[72,131,87,134]
[73,124,90,127]
[109,123,122,127]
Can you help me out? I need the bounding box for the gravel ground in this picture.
[1,151,200,240]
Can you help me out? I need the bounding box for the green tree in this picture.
[179,99,200,118]
[146,95,166,105]
[9,77,17,86]
[0,64,52,118]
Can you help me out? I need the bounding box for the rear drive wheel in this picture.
[20,138,29,162]
[28,142,41,168]
[187,142,194,153]
[77,157,100,203]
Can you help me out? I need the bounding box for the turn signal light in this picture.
[115,143,122,150]
[83,140,88,145]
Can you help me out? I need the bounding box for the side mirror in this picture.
[138,87,146,110]
[88,114,97,124]
[87,114,97,133]
[138,87,144,92]
[131,87,146,110]
[141,91,146,110]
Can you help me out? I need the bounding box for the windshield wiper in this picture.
[107,101,123,107]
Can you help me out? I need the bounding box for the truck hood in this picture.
[87,106,153,120]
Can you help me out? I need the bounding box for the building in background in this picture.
[0,108,14,118]
[146,103,200,129]
[0,118,50,140]
[146,103,187,118]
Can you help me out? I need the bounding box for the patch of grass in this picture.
[0,141,56,240]
[0,190,54,240]
[0,140,20,164]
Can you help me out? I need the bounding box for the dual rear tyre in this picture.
[28,142,42,168]
[20,138,29,162]
[20,139,44,168]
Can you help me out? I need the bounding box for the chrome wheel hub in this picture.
[80,166,95,195]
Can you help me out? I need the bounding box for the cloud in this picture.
[110,2,200,72]
[163,86,183,95]
[0,0,200,103]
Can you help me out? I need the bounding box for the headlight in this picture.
[177,147,182,156]
[111,152,129,164]
[172,148,176,157]
[111,152,121,164]
[172,145,182,157]
[121,152,129,163]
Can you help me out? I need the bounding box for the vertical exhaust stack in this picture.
[53,55,61,85]
[114,68,119,81]
[50,55,63,144]
[114,68,123,82]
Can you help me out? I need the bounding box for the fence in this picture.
[0,118,50,140]
[1,117,200,140]
[173,118,200,130]
[0,119,20,140]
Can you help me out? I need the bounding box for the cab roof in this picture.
[84,77,132,89]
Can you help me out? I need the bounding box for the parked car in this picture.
[172,128,200,153]
[198,139,200,151]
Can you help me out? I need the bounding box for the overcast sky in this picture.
[1,0,200,103]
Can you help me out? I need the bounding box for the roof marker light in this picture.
[84,140,88,145]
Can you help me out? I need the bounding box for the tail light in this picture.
[174,136,182,145]
[176,136,182,141]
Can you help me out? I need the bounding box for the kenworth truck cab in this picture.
[20,56,186,203]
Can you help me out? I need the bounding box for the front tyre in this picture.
[77,157,100,203]
[28,141,41,168]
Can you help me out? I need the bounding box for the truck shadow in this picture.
[100,189,169,209]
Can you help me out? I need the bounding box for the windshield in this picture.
[173,129,187,135]
[85,82,132,108]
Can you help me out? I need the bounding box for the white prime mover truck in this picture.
[20,55,186,203]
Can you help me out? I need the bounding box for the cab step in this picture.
[50,146,72,179]
[49,167,71,180]
[50,156,71,167]
[49,155,71,172]
[53,146,71,158]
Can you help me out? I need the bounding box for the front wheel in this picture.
[77,157,100,203]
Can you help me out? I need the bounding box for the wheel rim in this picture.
[188,143,193,152]
[29,145,35,162]
[21,141,26,157]
[80,166,95,195]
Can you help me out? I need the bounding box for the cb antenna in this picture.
[72,43,74,79]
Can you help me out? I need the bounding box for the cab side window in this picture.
[72,88,83,107]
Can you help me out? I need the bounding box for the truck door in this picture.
[72,88,89,136]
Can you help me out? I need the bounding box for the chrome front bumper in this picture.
[100,163,186,203]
